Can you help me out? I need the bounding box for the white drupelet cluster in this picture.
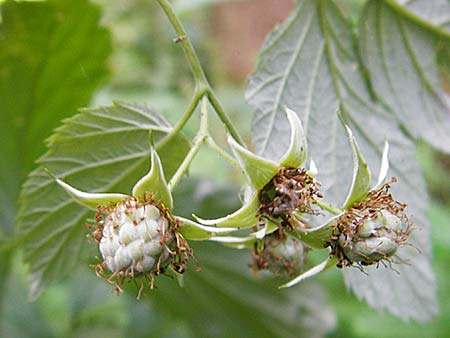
[98,199,173,274]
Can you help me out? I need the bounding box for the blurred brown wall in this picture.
[212,0,294,81]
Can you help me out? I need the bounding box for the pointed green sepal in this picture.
[55,178,127,210]
[228,135,278,190]
[341,121,371,209]
[279,255,337,289]
[373,141,390,190]
[278,107,307,168]
[207,235,257,249]
[132,147,173,209]
[308,159,318,177]
[207,219,278,248]
[194,193,259,229]
[288,214,340,249]
[176,216,237,241]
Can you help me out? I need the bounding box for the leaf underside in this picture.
[395,0,450,32]
[17,102,190,300]
[361,1,450,153]
[247,0,440,321]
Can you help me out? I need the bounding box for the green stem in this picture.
[316,200,342,216]
[168,98,210,191]
[156,89,204,151]
[157,0,245,146]
[206,136,240,168]
[207,89,246,146]
[157,0,208,85]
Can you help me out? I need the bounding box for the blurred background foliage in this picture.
[0,0,449,337]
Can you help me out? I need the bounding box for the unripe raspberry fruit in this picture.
[97,198,174,275]
[329,181,412,268]
[253,232,308,278]
[90,196,195,295]
[337,210,409,266]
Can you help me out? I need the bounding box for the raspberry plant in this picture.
[1,0,449,336]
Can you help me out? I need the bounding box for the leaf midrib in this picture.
[261,7,315,155]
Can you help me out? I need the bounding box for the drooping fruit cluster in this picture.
[253,230,309,278]
[92,197,192,295]
[328,182,411,268]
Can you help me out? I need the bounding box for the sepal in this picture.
[255,220,278,240]
[279,255,337,288]
[308,159,318,177]
[278,107,307,168]
[373,141,390,190]
[288,214,341,249]
[228,135,278,190]
[341,120,371,209]
[132,147,173,209]
[54,178,127,210]
[194,193,260,229]
[176,217,237,240]
[207,235,257,249]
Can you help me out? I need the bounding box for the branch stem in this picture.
[157,0,245,146]
[157,0,208,85]
[168,98,209,191]
[207,89,245,146]
[156,89,204,151]
[206,137,240,168]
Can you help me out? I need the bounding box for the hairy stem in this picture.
[156,89,204,151]
[207,89,246,146]
[168,98,210,191]
[157,0,245,146]
[157,0,208,85]
[206,136,240,168]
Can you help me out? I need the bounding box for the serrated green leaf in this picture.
[342,121,372,208]
[247,0,437,321]
[17,103,190,300]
